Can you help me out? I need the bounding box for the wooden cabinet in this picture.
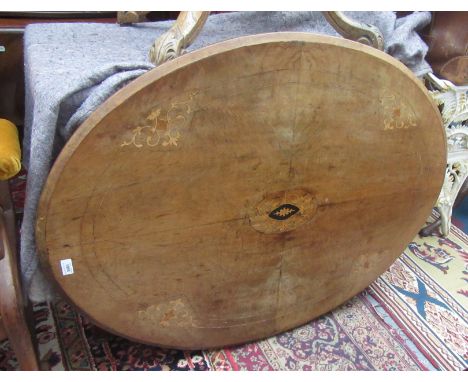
[0,30,23,127]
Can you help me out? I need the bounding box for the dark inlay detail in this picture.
[268,204,300,221]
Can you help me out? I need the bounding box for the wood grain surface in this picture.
[36,33,446,349]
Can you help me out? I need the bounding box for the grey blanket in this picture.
[21,11,433,301]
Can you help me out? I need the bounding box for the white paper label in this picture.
[60,259,74,276]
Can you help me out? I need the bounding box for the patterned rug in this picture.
[205,222,468,371]
[1,172,467,370]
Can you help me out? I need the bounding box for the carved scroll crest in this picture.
[323,11,384,51]
[149,11,210,66]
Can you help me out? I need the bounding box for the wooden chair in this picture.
[0,171,39,370]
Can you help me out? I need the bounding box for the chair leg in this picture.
[0,182,39,371]
[0,224,39,370]
[0,238,39,369]
[1,298,39,370]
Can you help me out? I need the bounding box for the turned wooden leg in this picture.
[0,182,39,370]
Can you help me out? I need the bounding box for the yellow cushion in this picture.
[0,119,21,180]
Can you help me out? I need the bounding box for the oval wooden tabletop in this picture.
[36,33,446,349]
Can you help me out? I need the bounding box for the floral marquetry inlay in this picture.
[121,92,198,148]
[380,92,417,131]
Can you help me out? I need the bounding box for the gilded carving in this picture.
[121,92,197,148]
[423,73,468,236]
[149,11,210,66]
[322,11,384,51]
[429,86,468,128]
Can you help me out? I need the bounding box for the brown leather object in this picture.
[420,11,468,85]
[438,56,468,86]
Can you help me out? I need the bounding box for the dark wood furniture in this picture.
[0,180,39,370]
[0,30,24,129]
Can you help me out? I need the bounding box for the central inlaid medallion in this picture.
[268,204,300,221]
[249,189,317,234]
